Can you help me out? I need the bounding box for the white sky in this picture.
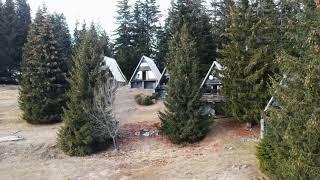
[28,0,172,36]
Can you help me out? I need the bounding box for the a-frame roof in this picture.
[103,56,127,83]
[200,61,223,88]
[263,75,287,111]
[155,67,168,89]
[129,56,162,83]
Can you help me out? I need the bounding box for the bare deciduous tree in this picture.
[85,74,120,151]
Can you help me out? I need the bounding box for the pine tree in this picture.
[0,0,5,69]
[211,0,234,49]
[57,24,103,156]
[1,0,17,79]
[114,0,134,79]
[15,0,31,72]
[155,26,169,71]
[19,7,70,124]
[51,13,71,74]
[100,30,112,57]
[165,0,217,76]
[0,0,30,81]
[220,0,279,124]
[257,2,320,179]
[159,25,212,144]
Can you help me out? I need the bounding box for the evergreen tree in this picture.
[0,0,5,69]
[257,2,320,179]
[131,0,160,57]
[165,0,217,76]
[51,13,71,71]
[114,0,134,79]
[100,30,112,57]
[1,0,17,78]
[58,24,103,156]
[211,0,234,49]
[220,0,279,124]
[132,0,147,59]
[19,7,70,124]
[15,0,31,71]
[0,0,30,81]
[159,25,212,144]
[73,22,87,49]
[155,26,169,71]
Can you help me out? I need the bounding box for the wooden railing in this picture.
[201,93,225,103]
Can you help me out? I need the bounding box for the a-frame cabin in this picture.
[129,56,162,89]
[200,61,224,103]
[101,56,127,85]
[155,67,169,98]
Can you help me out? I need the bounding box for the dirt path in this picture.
[0,85,265,180]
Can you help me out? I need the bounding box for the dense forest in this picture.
[1,0,319,179]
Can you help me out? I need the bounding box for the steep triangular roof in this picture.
[263,75,287,111]
[129,56,162,83]
[102,57,127,83]
[155,67,169,89]
[200,61,223,88]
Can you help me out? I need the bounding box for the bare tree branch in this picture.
[84,73,121,151]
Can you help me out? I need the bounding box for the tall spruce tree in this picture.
[15,0,31,71]
[220,0,279,124]
[155,26,169,71]
[159,25,212,144]
[257,2,320,179]
[0,0,30,81]
[0,0,5,69]
[114,0,134,79]
[164,0,217,76]
[1,0,17,78]
[51,13,71,71]
[19,7,70,124]
[100,30,112,57]
[211,0,234,49]
[58,24,103,156]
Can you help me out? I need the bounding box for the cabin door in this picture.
[142,71,147,80]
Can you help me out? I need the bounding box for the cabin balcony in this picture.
[201,93,225,103]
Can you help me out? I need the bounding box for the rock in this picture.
[228,147,233,150]
[240,164,249,169]
[0,135,24,143]
[245,122,252,129]
[142,132,150,137]
[134,131,140,136]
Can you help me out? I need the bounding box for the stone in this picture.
[134,131,140,136]
[142,132,150,137]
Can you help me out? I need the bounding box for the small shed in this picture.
[155,67,169,98]
[129,56,162,89]
[101,57,127,84]
[200,61,224,103]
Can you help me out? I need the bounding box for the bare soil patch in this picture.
[0,85,265,180]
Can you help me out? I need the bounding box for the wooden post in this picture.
[260,118,265,139]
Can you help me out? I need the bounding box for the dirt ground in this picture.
[0,85,265,180]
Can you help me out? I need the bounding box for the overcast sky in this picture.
[28,0,172,36]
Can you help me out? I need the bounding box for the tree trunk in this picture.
[112,137,119,151]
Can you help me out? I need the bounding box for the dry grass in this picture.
[0,86,264,180]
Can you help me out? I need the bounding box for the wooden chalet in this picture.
[155,67,169,98]
[129,56,162,89]
[101,57,127,85]
[200,61,225,103]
